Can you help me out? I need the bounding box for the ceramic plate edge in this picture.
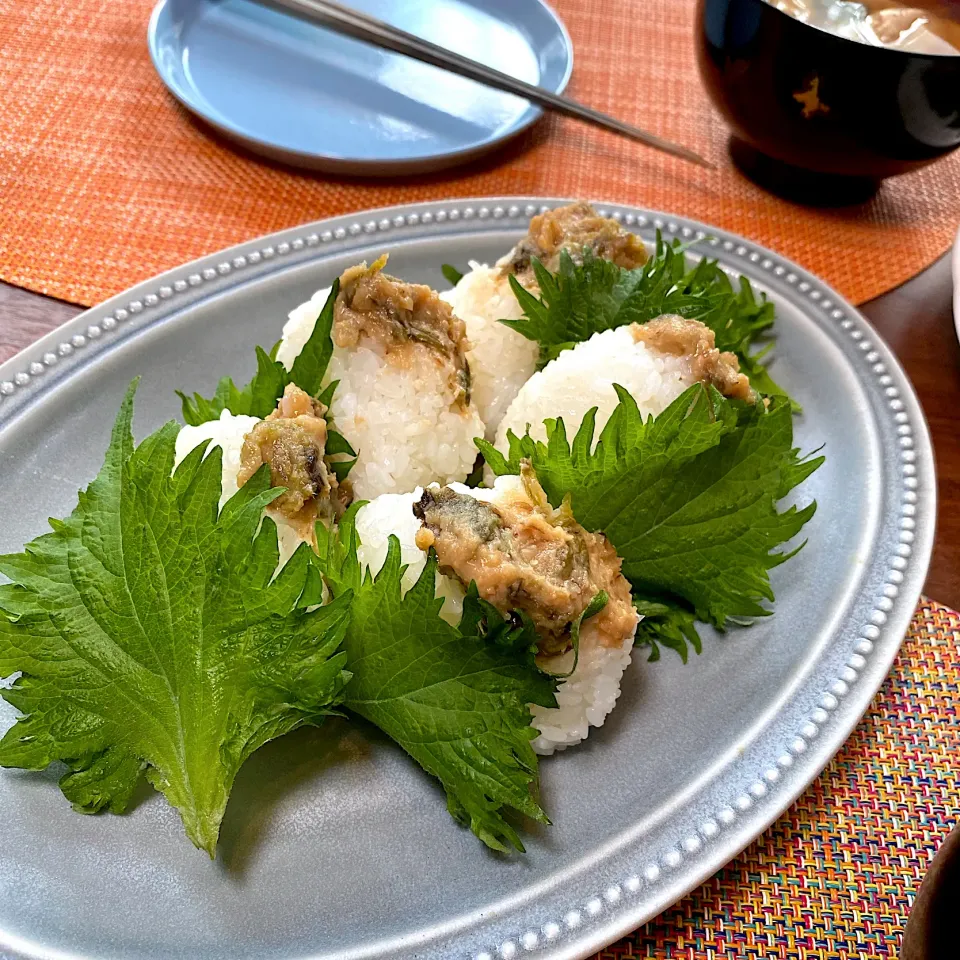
[0,197,936,960]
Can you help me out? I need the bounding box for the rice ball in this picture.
[495,325,697,456]
[276,268,486,501]
[353,489,466,624]
[174,411,307,567]
[353,476,638,755]
[440,262,538,438]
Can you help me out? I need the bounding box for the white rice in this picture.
[352,475,637,755]
[276,286,486,501]
[440,262,538,439]
[353,489,465,625]
[174,411,307,567]
[495,325,696,456]
[528,636,635,755]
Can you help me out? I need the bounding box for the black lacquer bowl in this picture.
[903,823,960,960]
[696,0,960,191]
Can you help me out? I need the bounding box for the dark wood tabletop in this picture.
[0,257,957,607]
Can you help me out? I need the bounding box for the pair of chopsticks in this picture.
[257,0,713,169]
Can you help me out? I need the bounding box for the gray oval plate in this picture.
[0,199,934,960]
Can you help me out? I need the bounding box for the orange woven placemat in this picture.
[591,597,959,959]
[1,0,959,307]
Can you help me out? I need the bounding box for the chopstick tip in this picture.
[679,148,716,170]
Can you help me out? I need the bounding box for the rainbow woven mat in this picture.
[1,0,960,307]
[589,598,958,959]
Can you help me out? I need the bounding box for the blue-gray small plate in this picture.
[147,0,573,175]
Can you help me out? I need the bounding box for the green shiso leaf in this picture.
[288,279,338,397]
[314,526,557,852]
[177,280,340,424]
[632,597,702,664]
[458,582,541,668]
[313,501,365,599]
[0,381,352,856]
[463,455,486,488]
[441,263,464,286]
[561,590,608,679]
[478,383,822,660]
[500,236,793,406]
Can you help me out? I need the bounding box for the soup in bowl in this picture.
[696,0,960,190]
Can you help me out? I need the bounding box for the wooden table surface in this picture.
[1,258,958,608]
